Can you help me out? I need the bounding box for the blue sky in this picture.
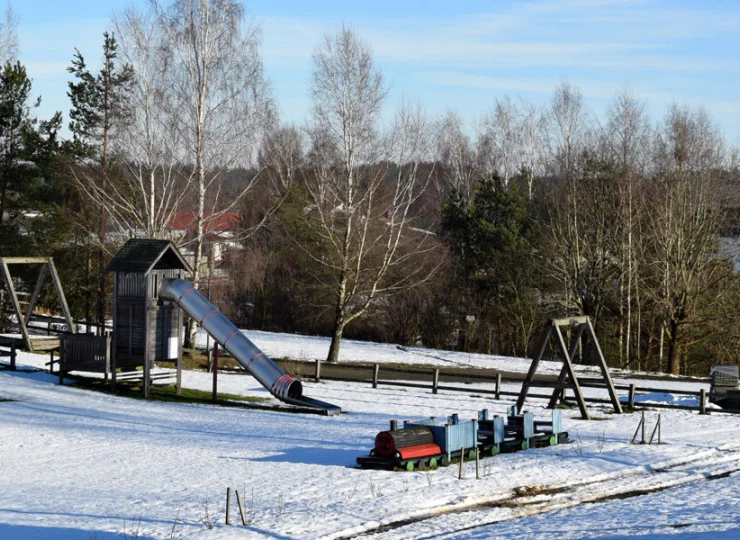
[12,0,740,143]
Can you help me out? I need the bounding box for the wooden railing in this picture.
[60,334,111,374]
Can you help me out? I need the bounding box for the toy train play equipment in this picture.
[357,407,568,471]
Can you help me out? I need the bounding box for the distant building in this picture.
[167,211,242,278]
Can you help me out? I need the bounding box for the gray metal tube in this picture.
[158,278,302,401]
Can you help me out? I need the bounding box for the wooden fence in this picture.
[267,359,728,416]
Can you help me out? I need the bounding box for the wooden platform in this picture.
[0,334,59,352]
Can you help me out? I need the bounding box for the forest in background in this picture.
[0,1,739,376]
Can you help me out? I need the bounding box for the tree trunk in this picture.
[667,319,681,375]
[326,307,345,363]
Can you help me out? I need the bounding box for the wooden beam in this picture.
[586,318,622,414]
[0,257,51,264]
[1,260,32,351]
[551,316,590,327]
[516,323,552,412]
[143,276,152,399]
[547,323,586,408]
[553,324,590,420]
[47,258,75,334]
[24,264,48,325]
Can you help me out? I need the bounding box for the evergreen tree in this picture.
[0,61,62,253]
[67,31,133,333]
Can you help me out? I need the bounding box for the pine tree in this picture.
[67,31,133,334]
[0,61,62,251]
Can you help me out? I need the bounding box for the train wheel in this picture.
[429,457,438,469]
[406,461,415,472]
[549,435,557,446]
[490,445,499,456]
[521,440,529,450]
[441,455,449,467]
[468,449,476,460]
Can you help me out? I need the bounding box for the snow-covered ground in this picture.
[1,337,737,539]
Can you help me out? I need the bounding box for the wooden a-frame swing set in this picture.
[516,316,622,420]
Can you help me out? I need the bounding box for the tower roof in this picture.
[106,239,192,275]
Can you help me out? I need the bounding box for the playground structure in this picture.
[517,317,622,419]
[709,364,740,410]
[2,242,628,422]
[55,239,339,415]
[0,257,76,352]
[357,407,568,471]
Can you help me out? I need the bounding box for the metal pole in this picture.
[212,342,219,402]
[432,368,439,394]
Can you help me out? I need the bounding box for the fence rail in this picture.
[263,358,735,415]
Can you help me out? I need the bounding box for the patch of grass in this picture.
[69,377,269,407]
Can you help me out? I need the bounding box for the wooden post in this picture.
[475,448,480,480]
[25,263,48,326]
[315,359,321,382]
[48,257,75,334]
[176,309,183,396]
[10,342,15,371]
[49,349,54,373]
[111,339,117,392]
[212,342,219,402]
[585,318,623,414]
[631,415,644,444]
[225,487,231,525]
[641,411,646,443]
[700,388,707,415]
[432,368,439,394]
[143,285,152,399]
[235,489,247,526]
[658,415,661,444]
[1,259,32,351]
[458,448,465,480]
[372,363,380,389]
[495,373,502,400]
[628,384,635,409]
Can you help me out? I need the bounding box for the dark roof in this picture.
[107,239,192,274]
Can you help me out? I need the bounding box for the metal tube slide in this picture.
[159,279,343,414]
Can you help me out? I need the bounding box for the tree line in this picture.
[0,1,738,375]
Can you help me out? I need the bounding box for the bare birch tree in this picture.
[435,111,478,203]
[545,82,595,316]
[307,27,439,362]
[150,0,272,344]
[0,4,17,62]
[605,90,650,368]
[483,95,519,189]
[258,124,304,193]
[649,105,729,374]
[101,7,188,239]
[518,99,544,199]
